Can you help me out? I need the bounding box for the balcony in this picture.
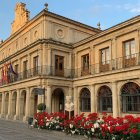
[74,53,140,78]
[0,53,140,86]
[0,66,73,86]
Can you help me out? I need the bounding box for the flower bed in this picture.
[34,112,140,140]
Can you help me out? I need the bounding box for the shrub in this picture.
[37,103,46,111]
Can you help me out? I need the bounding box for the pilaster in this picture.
[1,92,5,118]
[90,85,96,113]
[6,91,12,119]
[74,87,78,115]
[23,87,30,121]
[46,86,51,113]
[112,81,119,117]
[14,89,20,120]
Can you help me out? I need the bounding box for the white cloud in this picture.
[120,3,140,13]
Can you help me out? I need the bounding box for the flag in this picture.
[9,63,17,75]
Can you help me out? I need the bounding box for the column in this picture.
[111,38,117,69]
[28,54,31,73]
[47,48,51,75]
[46,86,51,113]
[137,29,140,53]
[18,59,21,73]
[137,29,140,64]
[42,44,47,66]
[68,87,73,96]
[74,87,78,115]
[1,92,5,118]
[67,52,72,77]
[38,48,42,67]
[24,88,30,121]
[7,91,12,119]
[74,53,78,77]
[14,89,20,120]
[94,85,98,113]
[112,81,119,117]
[90,85,96,113]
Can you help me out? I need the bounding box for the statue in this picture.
[65,96,74,112]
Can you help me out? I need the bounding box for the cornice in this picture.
[0,38,72,65]
[74,15,140,47]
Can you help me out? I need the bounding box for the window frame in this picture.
[33,56,39,75]
[100,47,109,65]
[80,88,91,112]
[121,82,140,113]
[23,60,28,78]
[123,39,135,58]
[81,54,89,70]
[98,86,112,113]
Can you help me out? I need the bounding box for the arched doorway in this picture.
[80,88,91,112]
[98,86,112,112]
[0,94,2,114]
[20,90,26,117]
[12,91,17,116]
[52,88,64,112]
[121,82,140,113]
[5,93,9,115]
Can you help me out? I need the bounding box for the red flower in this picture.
[123,131,129,135]
[130,128,138,134]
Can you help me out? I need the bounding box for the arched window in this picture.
[98,86,112,112]
[121,82,140,113]
[80,88,91,112]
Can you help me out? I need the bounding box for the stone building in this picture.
[0,3,139,121]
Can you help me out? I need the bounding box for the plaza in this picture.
[0,118,87,140]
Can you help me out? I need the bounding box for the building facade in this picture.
[0,3,140,121]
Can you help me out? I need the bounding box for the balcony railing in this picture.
[73,53,140,77]
[0,53,140,86]
[0,66,73,86]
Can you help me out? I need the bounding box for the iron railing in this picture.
[0,53,140,85]
[0,66,73,86]
[74,53,140,78]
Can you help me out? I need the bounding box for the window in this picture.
[14,64,18,81]
[33,56,38,75]
[124,40,135,58]
[80,88,91,112]
[23,60,28,79]
[14,64,18,74]
[121,82,140,113]
[98,86,112,112]
[101,47,109,64]
[55,55,64,76]
[81,54,89,75]
[82,54,89,70]
[123,40,136,67]
[100,48,110,72]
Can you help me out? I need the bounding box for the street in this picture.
[0,118,86,140]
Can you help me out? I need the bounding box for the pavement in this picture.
[0,118,88,140]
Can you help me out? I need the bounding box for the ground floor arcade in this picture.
[0,80,139,121]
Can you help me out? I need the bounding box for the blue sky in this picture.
[1,0,140,40]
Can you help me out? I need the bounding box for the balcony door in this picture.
[81,54,89,76]
[100,47,109,72]
[55,55,64,76]
[123,39,136,67]
[33,56,38,75]
[23,60,28,79]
